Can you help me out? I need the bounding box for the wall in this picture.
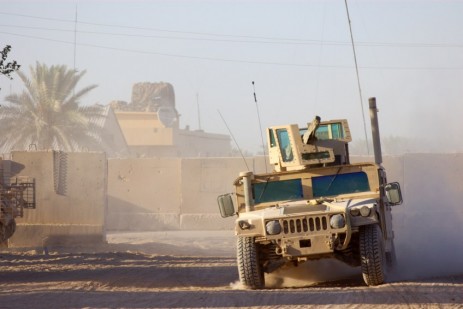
[107,158,182,230]
[7,151,107,247]
[107,156,267,231]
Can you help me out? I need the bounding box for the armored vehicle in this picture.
[218,97,402,288]
[0,158,36,245]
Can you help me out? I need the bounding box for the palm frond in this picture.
[0,62,106,153]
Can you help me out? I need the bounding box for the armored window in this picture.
[276,129,293,162]
[312,171,370,198]
[268,129,276,147]
[252,178,303,204]
[329,123,344,139]
[300,122,345,141]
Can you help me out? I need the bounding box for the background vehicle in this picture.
[0,158,36,246]
[218,97,403,288]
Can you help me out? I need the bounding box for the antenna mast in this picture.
[344,0,370,154]
[252,81,268,173]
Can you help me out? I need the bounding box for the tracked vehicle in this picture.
[218,97,402,288]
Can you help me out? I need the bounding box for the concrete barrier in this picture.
[107,157,266,231]
[7,151,107,247]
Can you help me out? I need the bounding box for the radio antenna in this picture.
[218,110,249,171]
[252,81,268,173]
[344,0,370,154]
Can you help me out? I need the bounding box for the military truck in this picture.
[0,158,36,245]
[218,97,402,288]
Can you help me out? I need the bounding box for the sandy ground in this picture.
[0,231,462,309]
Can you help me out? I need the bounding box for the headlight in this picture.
[265,220,281,235]
[238,220,251,230]
[360,206,371,217]
[350,206,372,217]
[330,214,345,229]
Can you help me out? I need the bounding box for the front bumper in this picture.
[236,211,351,258]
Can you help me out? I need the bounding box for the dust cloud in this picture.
[392,208,463,281]
[265,260,359,288]
[388,155,463,282]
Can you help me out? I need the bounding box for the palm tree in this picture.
[0,62,105,152]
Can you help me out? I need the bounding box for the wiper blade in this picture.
[325,166,343,193]
[258,177,271,202]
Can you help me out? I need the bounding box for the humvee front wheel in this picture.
[359,224,386,286]
[237,236,264,289]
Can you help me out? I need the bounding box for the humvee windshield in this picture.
[312,171,370,198]
[252,178,303,204]
[251,171,370,204]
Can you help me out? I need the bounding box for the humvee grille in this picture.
[282,216,329,234]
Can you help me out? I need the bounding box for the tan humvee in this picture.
[218,97,402,288]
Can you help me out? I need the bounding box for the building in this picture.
[109,82,231,158]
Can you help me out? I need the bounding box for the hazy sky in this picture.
[1,0,462,153]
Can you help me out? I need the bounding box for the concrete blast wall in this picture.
[8,151,107,247]
[107,157,267,231]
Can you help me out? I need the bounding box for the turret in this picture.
[267,117,352,172]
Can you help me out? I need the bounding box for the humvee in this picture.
[218,97,402,288]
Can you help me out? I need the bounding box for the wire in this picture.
[0,24,332,46]
[1,11,463,48]
[1,30,463,71]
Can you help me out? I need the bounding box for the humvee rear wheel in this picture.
[237,236,265,289]
[359,224,386,286]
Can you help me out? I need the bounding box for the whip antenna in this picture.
[344,0,370,154]
[218,110,249,171]
[252,81,268,173]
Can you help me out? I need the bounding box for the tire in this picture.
[5,220,16,240]
[0,220,16,242]
[359,224,386,286]
[237,236,265,289]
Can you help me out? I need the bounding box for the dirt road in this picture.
[0,231,462,309]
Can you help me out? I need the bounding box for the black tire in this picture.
[0,220,16,243]
[359,224,386,286]
[0,223,6,243]
[5,220,16,240]
[237,236,265,289]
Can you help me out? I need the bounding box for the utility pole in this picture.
[196,92,202,130]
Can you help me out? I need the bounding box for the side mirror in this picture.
[217,194,236,218]
[384,182,403,205]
